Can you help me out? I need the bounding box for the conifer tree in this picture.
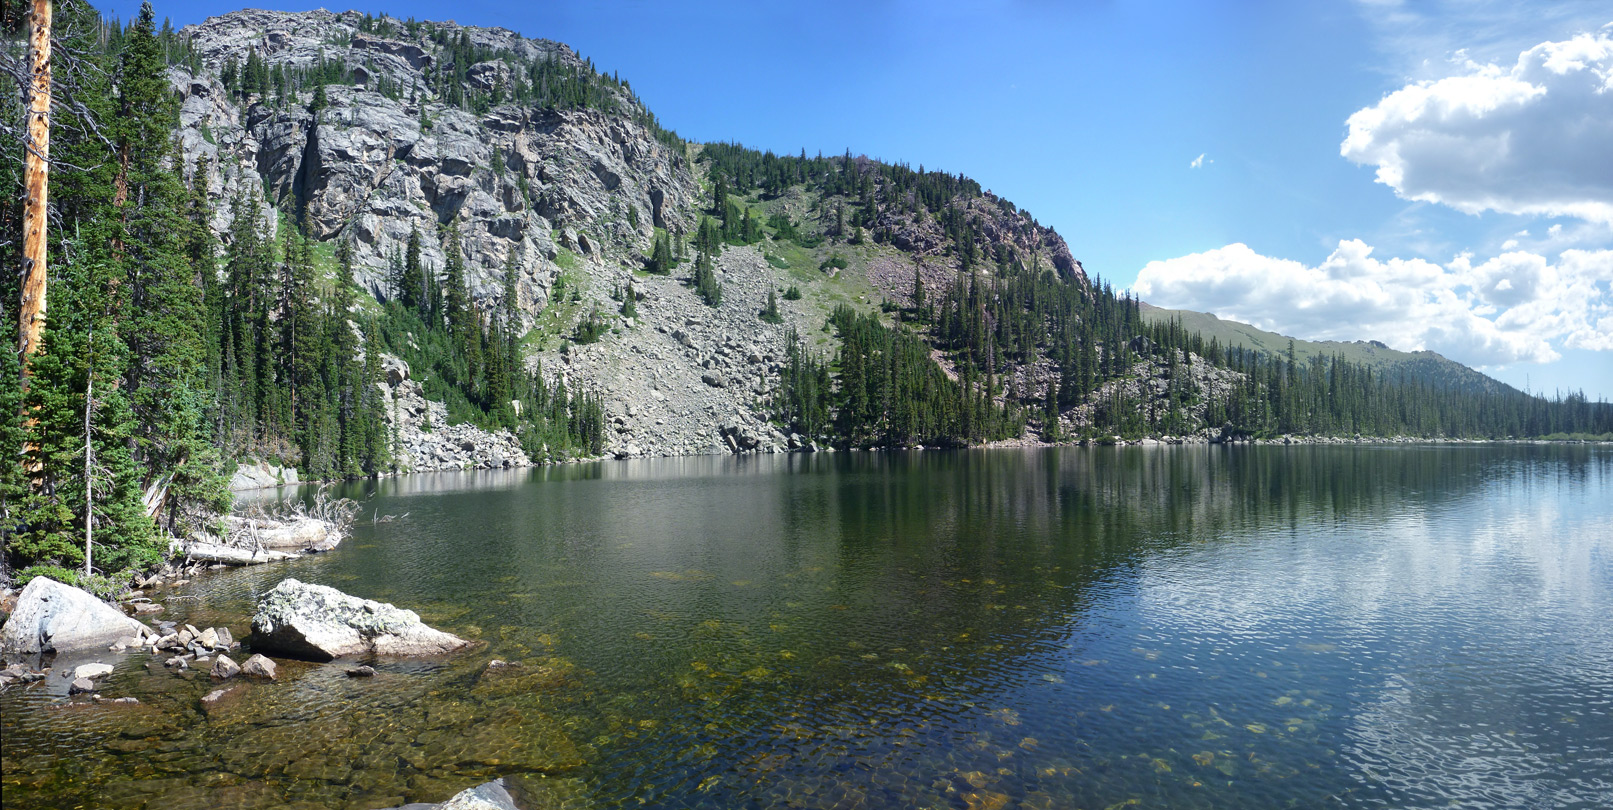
[401,225,424,313]
[761,289,782,324]
[15,239,157,579]
[112,2,226,537]
[442,224,468,329]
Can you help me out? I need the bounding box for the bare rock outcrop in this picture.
[228,460,300,491]
[249,578,472,661]
[176,9,699,333]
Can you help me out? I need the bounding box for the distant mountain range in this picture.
[1139,302,1516,397]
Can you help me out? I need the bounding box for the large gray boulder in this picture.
[0,577,152,655]
[249,578,472,661]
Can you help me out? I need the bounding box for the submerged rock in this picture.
[200,684,244,714]
[0,577,153,655]
[0,664,47,687]
[249,578,472,661]
[72,662,114,681]
[374,778,522,810]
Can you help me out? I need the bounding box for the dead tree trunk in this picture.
[18,0,51,366]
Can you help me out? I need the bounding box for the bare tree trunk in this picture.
[18,0,52,366]
[84,336,94,578]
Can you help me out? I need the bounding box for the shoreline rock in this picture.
[0,578,154,656]
[249,578,473,661]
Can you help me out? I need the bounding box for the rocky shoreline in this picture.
[1,570,471,712]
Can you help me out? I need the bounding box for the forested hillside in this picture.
[2,3,1608,587]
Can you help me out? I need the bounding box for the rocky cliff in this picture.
[171,9,1093,463]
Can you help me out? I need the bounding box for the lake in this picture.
[3,445,1610,809]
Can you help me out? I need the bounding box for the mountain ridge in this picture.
[166,6,1103,463]
[1137,302,1517,397]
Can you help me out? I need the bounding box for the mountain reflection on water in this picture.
[4,445,1610,810]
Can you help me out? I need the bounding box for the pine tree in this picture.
[620,280,638,319]
[911,268,926,321]
[648,231,674,274]
[15,240,158,579]
[761,289,782,324]
[442,224,468,329]
[113,1,227,538]
[401,226,425,313]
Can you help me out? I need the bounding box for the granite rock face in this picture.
[249,578,472,661]
[0,578,153,656]
[175,8,698,334]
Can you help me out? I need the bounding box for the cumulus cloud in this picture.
[1190,153,1208,169]
[1341,27,1613,223]
[1132,240,1613,366]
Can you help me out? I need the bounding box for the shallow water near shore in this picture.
[4,445,1611,809]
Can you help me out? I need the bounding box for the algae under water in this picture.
[3,445,1611,809]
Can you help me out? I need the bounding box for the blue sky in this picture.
[115,0,1613,399]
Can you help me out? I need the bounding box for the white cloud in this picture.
[1190,153,1207,169]
[1133,240,1613,366]
[1341,27,1613,223]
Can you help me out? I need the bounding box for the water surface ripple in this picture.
[3,445,1610,809]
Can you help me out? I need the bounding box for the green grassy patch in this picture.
[523,270,587,350]
[553,247,579,271]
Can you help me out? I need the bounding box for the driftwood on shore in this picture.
[168,539,301,566]
[174,486,361,567]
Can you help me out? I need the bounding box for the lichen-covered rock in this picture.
[439,779,522,810]
[0,578,152,655]
[249,578,472,661]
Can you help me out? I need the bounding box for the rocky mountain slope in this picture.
[171,8,1093,464]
